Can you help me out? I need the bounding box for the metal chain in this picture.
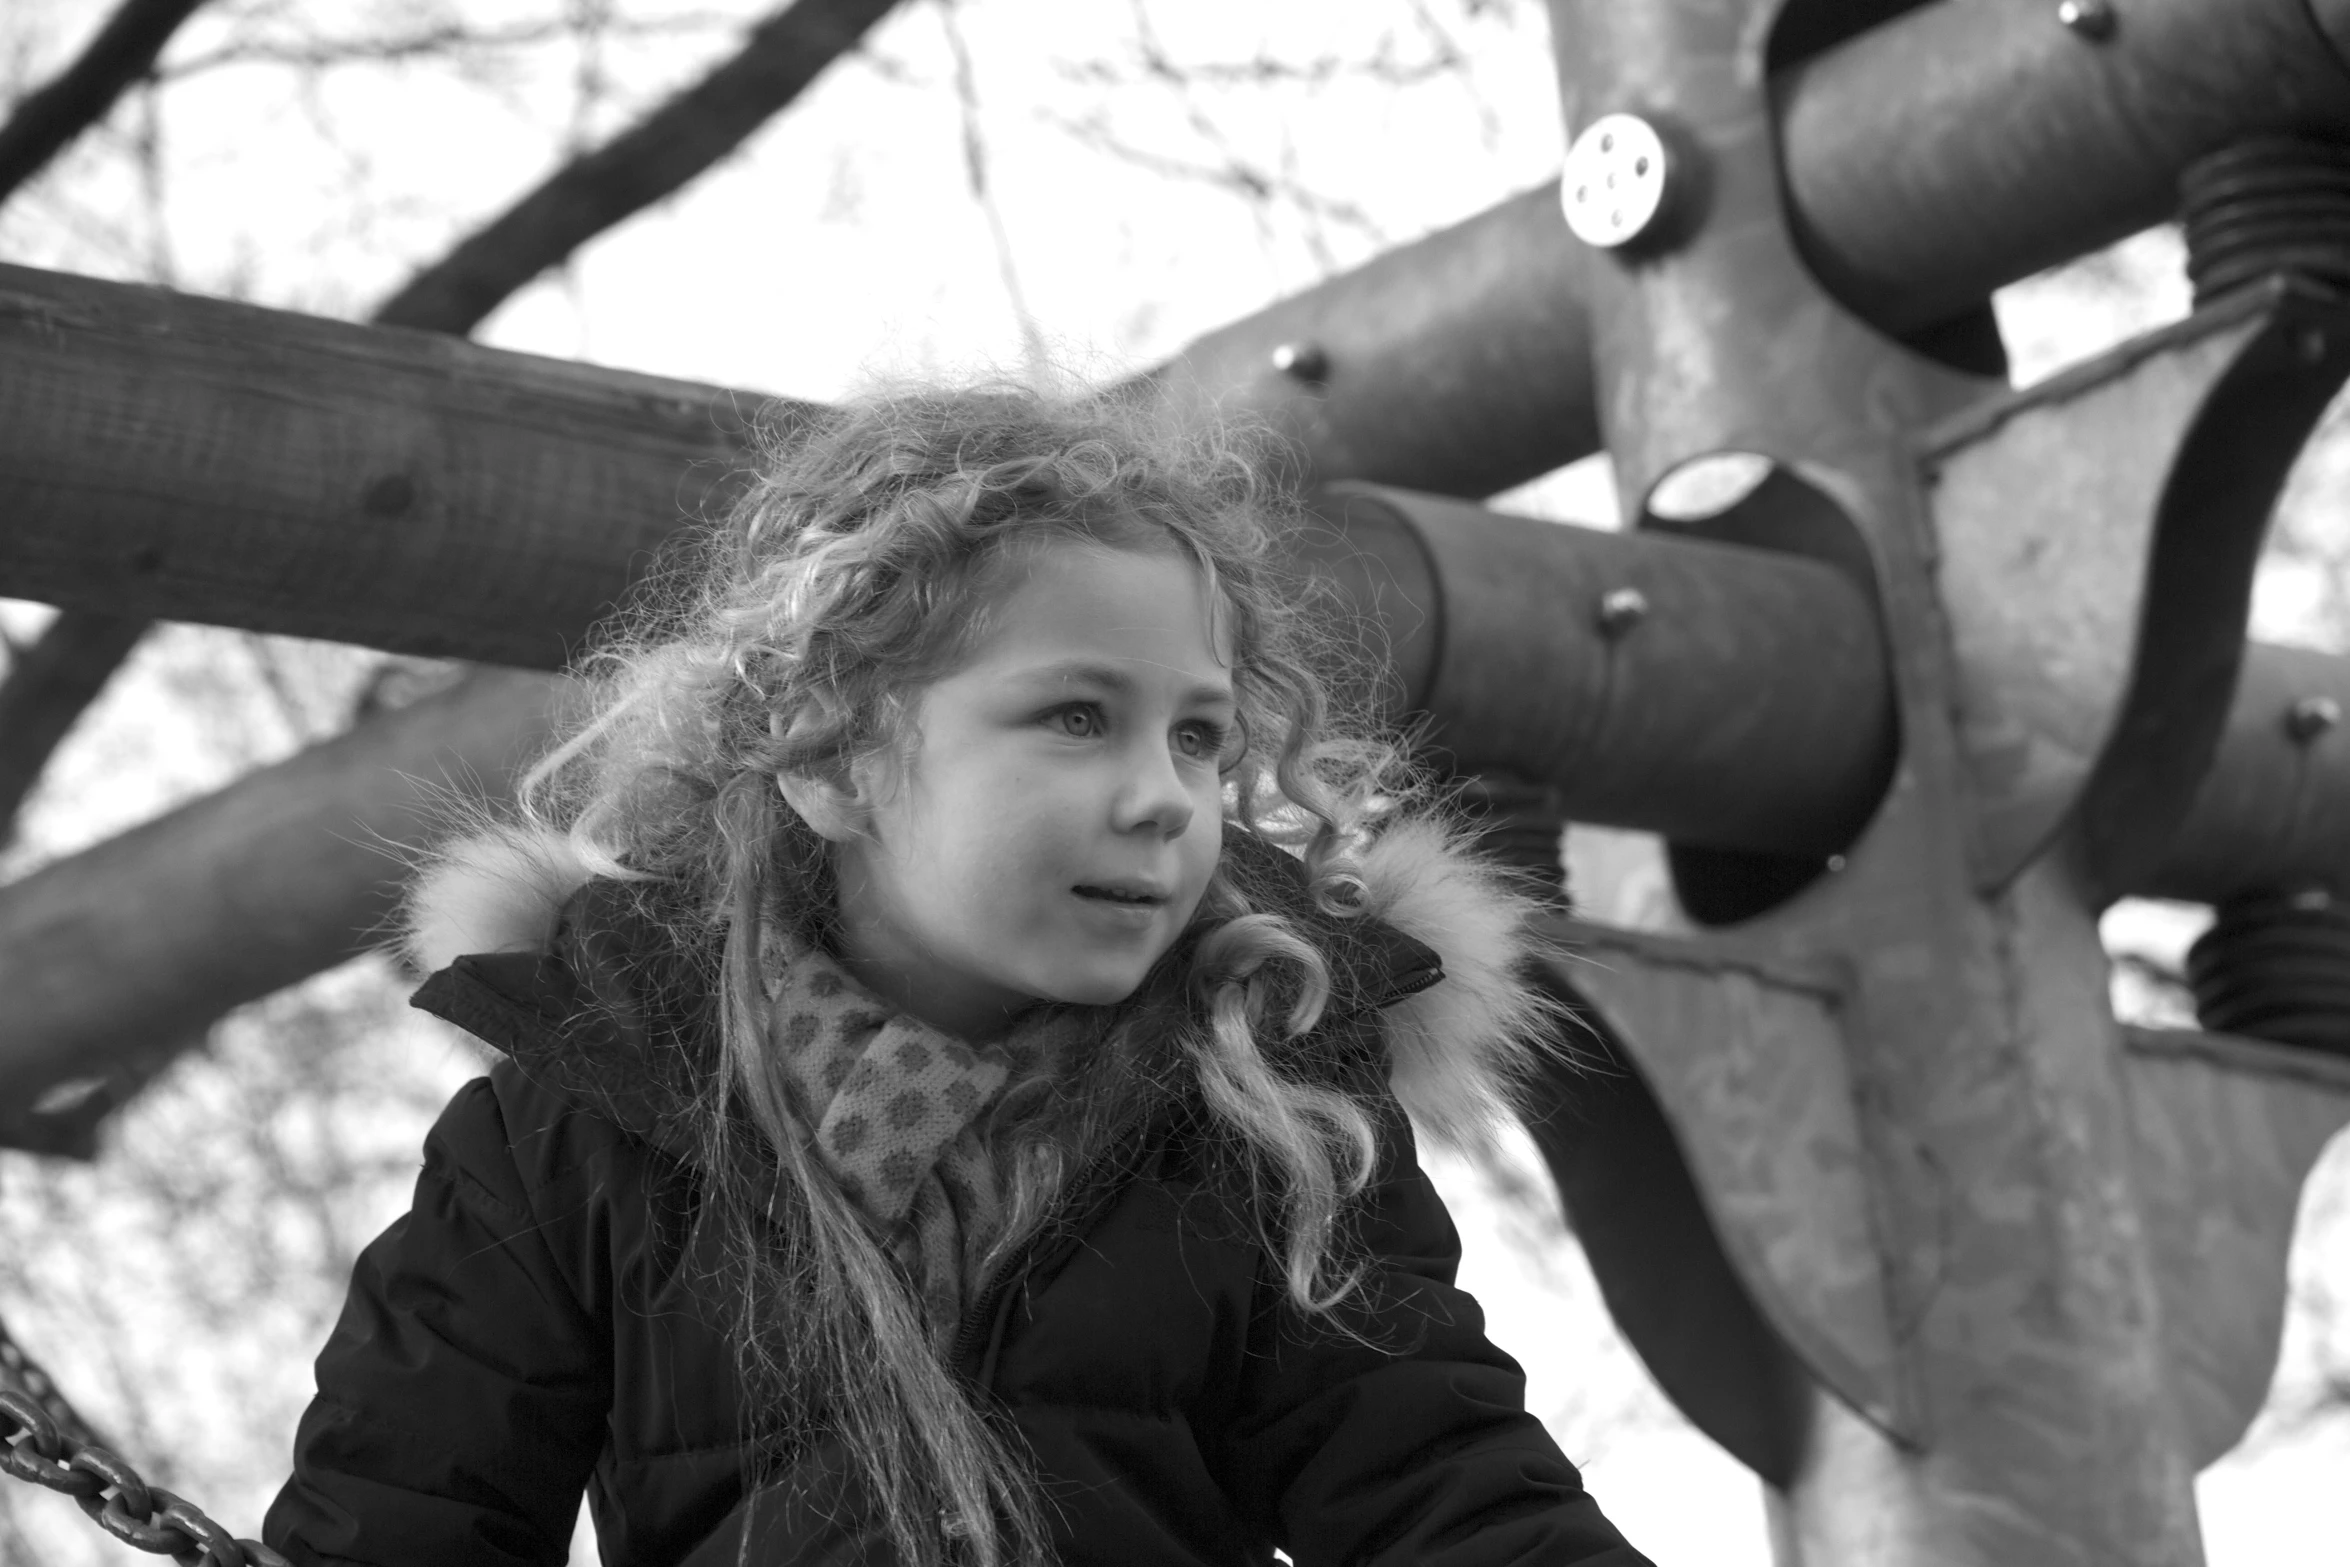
[0,1390,288,1567]
[0,1304,113,1454]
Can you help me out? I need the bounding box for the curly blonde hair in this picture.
[512,381,1408,1566]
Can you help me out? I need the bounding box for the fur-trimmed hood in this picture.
[403,816,1561,1153]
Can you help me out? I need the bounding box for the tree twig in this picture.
[157,12,739,81]
[938,0,1047,381]
[0,611,149,845]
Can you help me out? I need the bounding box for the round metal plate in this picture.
[1562,113,1671,249]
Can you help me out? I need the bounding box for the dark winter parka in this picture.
[263,821,1649,1567]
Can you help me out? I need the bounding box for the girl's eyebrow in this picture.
[1015,659,1235,708]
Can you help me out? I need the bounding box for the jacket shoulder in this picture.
[422,1060,658,1233]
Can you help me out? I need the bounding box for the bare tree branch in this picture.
[372,0,903,334]
[0,612,148,848]
[0,0,209,204]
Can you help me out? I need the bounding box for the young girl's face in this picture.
[821,542,1235,1040]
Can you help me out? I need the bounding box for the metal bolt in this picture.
[1596,586,1650,637]
[2286,695,2341,743]
[1561,113,1673,250]
[1270,341,1329,384]
[2056,0,2116,40]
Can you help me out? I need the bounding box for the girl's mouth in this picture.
[1073,884,1167,906]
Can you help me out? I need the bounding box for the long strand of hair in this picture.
[703,772,1049,1567]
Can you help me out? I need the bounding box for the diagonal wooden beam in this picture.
[0,667,573,1153]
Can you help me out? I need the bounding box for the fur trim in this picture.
[402,823,597,976]
[1354,817,1565,1155]
[401,816,1565,1153]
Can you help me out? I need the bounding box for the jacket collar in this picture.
[404,811,1557,1157]
[409,830,1440,1161]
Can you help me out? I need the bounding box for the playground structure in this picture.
[7,0,2350,1561]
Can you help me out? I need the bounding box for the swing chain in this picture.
[0,1390,289,1567]
[0,1301,111,1453]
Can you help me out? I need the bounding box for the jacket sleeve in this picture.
[1221,1105,1652,1567]
[264,1069,615,1567]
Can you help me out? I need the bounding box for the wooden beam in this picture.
[0,262,781,667]
[0,667,570,1140]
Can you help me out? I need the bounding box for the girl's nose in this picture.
[1113,742,1195,839]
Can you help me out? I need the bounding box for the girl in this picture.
[265,386,1648,1567]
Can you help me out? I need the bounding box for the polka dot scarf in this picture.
[763,931,1094,1342]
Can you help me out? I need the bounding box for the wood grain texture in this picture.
[0,263,786,666]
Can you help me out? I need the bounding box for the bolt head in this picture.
[1270,341,1329,384]
[2057,0,2116,40]
[2287,695,2342,743]
[1596,585,1650,637]
[1561,113,1672,250]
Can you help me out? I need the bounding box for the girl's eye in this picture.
[1052,705,1101,738]
[1175,720,1230,760]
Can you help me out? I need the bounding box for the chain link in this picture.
[0,1303,113,1454]
[0,1390,288,1567]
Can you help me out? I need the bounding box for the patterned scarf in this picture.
[760,931,1096,1342]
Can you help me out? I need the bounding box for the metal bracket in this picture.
[1921,281,2350,895]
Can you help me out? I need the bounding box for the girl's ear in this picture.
[776,768,865,843]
